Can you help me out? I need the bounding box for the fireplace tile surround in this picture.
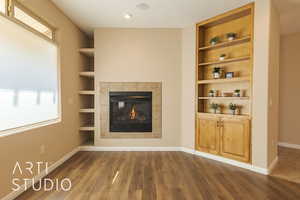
[99,82,162,138]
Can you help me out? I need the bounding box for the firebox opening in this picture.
[109,92,152,132]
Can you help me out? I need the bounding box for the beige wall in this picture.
[94,28,182,147]
[0,0,87,198]
[181,26,196,149]
[268,0,280,165]
[279,32,300,146]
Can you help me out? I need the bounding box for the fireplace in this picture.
[109,92,152,132]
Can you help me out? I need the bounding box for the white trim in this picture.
[181,147,269,175]
[278,142,300,150]
[0,118,61,138]
[268,156,278,173]
[80,146,181,152]
[1,147,80,200]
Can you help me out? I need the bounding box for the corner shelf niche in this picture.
[79,44,95,145]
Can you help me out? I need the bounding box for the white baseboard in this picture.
[1,147,80,200]
[80,146,181,152]
[181,147,269,175]
[278,142,300,150]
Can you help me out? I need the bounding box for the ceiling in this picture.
[274,0,300,35]
[51,0,254,34]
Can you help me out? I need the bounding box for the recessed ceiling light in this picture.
[124,13,133,19]
[136,3,150,10]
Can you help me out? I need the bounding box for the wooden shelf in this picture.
[79,126,95,131]
[79,109,95,113]
[198,77,250,84]
[199,36,251,51]
[197,112,251,120]
[81,140,94,146]
[198,97,250,100]
[79,72,95,77]
[198,56,250,66]
[79,48,94,57]
[79,90,95,95]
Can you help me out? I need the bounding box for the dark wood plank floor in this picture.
[16,151,300,200]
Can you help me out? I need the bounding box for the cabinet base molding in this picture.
[181,147,270,175]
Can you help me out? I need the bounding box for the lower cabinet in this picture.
[196,115,251,163]
[196,116,219,155]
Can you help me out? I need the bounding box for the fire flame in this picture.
[130,106,137,120]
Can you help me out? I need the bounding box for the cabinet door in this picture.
[196,116,220,155]
[220,119,250,162]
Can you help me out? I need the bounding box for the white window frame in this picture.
[0,0,61,138]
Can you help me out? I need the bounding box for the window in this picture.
[1,0,55,41]
[12,3,54,40]
[0,0,5,14]
[0,2,59,134]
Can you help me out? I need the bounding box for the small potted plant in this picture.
[219,54,227,61]
[229,103,239,115]
[233,89,241,97]
[210,36,220,45]
[213,67,223,79]
[208,90,217,97]
[210,103,220,114]
[226,32,237,41]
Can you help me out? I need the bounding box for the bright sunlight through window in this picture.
[0,0,5,14]
[0,14,59,133]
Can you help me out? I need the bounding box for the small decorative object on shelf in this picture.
[226,32,237,41]
[219,54,227,61]
[210,36,220,45]
[208,90,218,97]
[225,72,234,79]
[210,103,221,114]
[222,91,234,97]
[233,89,241,97]
[229,103,239,115]
[213,67,223,79]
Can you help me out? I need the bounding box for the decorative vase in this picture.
[234,92,241,97]
[228,36,235,41]
[219,56,226,61]
[213,72,221,79]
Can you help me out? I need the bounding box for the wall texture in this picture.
[279,32,300,146]
[94,28,182,147]
[0,0,87,198]
[267,0,280,166]
[181,26,196,149]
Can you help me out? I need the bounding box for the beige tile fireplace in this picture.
[99,82,162,138]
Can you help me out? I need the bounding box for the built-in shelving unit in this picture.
[198,97,249,100]
[79,72,95,77]
[79,48,95,57]
[79,109,95,113]
[79,126,95,131]
[195,3,254,163]
[79,90,96,95]
[197,77,250,84]
[198,56,251,66]
[79,45,95,144]
[198,36,251,51]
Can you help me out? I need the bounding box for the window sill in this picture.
[0,118,61,138]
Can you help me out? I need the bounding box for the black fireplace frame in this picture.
[109,91,152,132]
